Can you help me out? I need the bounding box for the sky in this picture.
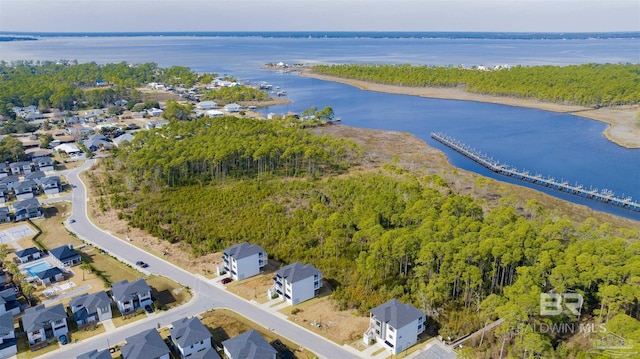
[0,0,639,33]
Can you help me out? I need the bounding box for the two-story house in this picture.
[0,176,20,191]
[222,329,276,359]
[0,288,21,316]
[220,242,267,281]
[111,278,152,315]
[0,185,8,203]
[41,176,61,195]
[0,207,8,223]
[9,161,31,176]
[21,304,68,348]
[50,244,82,267]
[121,328,170,359]
[32,157,54,173]
[0,164,8,179]
[24,171,46,184]
[12,197,42,221]
[363,298,426,355]
[14,180,37,200]
[268,262,322,306]
[0,312,17,358]
[169,316,218,359]
[69,291,112,328]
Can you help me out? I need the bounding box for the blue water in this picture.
[1,32,639,219]
[25,261,52,277]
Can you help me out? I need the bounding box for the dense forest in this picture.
[201,86,270,104]
[95,116,640,358]
[0,61,201,117]
[312,63,640,107]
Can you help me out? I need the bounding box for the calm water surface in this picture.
[1,35,639,219]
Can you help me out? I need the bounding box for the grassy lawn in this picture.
[201,309,316,359]
[67,322,106,342]
[147,276,191,310]
[16,336,59,359]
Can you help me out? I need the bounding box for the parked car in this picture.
[59,334,68,345]
[69,218,76,223]
[221,277,233,284]
[144,304,154,314]
[135,261,149,268]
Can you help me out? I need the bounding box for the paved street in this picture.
[40,159,360,358]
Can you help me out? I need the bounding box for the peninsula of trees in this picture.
[311,63,640,107]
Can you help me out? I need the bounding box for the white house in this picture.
[121,329,170,359]
[363,298,426,355]
[169,317,216,359]
[54,143,83,157]
[268,262,322,305]
[41,176,61,195]
[14,180,37,200]
[0,312,17,358]
[222,329,276,359]
[111,278,152,315]
[50,244,82,267]
[206,110,225,118]
[196,101,217,110]
[35,267,64,286]
[12,197,42,221]
[22,304,68,347]
[219,242,267,281]
[147,108,164,117]
[14,247,41,264]
[69,291,113,328]
[223,103,242,113]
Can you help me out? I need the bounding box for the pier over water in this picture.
[431,133,640,213]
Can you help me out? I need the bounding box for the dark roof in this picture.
[275,262,321,284]
[0,288,18,304]
[15,180,36,192]
[222,329,276,359]
[0,175,19,184]
[190,347,221,359]
[22,304,66,332]
[50,245,80,262]
[224,242,266,261]
[77,349,112,359]
[25,171,45,180]
[70,290,111,312]
[15,247,40,258]
[42,176,60,186]
[121,328,170,359]
[13,197,40,211]
[111,278,151,303]
[370,299,425,330]
[0,312,13,336]
[35,267,63,280]
[170,317,212,349]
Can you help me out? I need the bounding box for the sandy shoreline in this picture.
[299,70,640,148]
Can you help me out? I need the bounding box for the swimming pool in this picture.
[25,262,52,277]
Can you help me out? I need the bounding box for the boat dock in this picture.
[431,132,640,213]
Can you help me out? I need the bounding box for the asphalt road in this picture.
[42,159,360,359]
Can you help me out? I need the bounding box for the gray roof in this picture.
[15,180,36,192]
[121,328,170,359]
[170,316,212,349]
[15,246,40,258]
[77,349,112,359]
[190,347,221,359]
[42,176,60,186]
[113,133,135,146]
[370,299,425,330]
[50,244,80,262]
[9,161,30,169]
[70,290,111,312]
[0,312,13,336]
[0,175,19,184]
[111,278,151,303]
[35,267,63,280]
[275,262,320,284]
[222,329,276,359]
[13,197,40,211]
[22,304,66,332]
[224,242,265,261]
[25,171,45,180]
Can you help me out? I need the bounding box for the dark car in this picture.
[135,261,149,268]
[144,304,154,314]
[69,218,76,223]
[59,334,68,345]
[221,277,233,284]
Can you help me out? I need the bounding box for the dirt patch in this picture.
[226,260,280,303]
[285,296,370,345]
[301,70,640,148]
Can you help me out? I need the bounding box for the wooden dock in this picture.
[431,132,640,213]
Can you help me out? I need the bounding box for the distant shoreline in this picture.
[299,70,640,149]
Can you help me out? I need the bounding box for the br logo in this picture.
[540,293,583,316]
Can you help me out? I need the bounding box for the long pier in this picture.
[431,132,640,213]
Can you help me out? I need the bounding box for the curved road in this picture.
[42,159,359,359]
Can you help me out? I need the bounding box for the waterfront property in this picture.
[219,242,267,281]
[268,262,322,306]
[223,103,242,113]
[363,298,426,355]
[50,244,82,267]
[222,329,276,359]
[22,304,69,349]
[169,316,216,359]
[111,278,152,315]
[121,328,170,359]
[69,291,113,329]
[0,312,17,358]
